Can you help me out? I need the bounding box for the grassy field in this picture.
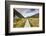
[13,18,39,28]
[13,18,26,28]
[13,14,39,28]
[28,18,39,27]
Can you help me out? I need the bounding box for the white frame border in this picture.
[9,5,43,33]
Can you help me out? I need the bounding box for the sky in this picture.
[15,8,39,18]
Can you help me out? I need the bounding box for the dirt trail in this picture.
[24,19,31,28]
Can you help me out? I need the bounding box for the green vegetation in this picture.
[13,14,39,28]
[13,18,26,28]
[28,18,39,27]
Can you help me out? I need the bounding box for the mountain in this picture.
[14,8,39,18]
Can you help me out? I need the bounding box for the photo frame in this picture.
[5,1,45,35]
